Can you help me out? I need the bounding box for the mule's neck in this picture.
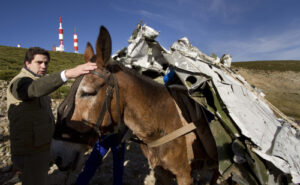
[116,70,183,143]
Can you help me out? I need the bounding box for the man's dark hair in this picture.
[24,47,50,64]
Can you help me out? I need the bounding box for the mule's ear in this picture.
[84,42,95,63]
[96,26,112,67]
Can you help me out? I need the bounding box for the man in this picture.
[6,47,97,185]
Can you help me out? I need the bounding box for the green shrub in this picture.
[0,45,85,81]
[0,70,18,81]
[232,60,300,72]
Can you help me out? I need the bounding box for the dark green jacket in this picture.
[7,68,65,155]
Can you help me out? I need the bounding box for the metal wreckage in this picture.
[112,22,300,185]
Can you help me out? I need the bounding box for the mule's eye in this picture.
[81,91,97,97]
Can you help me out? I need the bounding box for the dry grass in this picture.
[232,67,300,122]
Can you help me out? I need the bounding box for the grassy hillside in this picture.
[0,45,86,98]
[232,60,300,72]
[0,45,85,81]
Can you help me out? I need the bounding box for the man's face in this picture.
[25,54,49,76]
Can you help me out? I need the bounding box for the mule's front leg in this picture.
[167,139,194,185]
[153,166,175,185]
[176,174,193,185]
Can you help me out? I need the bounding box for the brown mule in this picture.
[68,26,218,185]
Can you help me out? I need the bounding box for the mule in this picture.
[52,26,218,185]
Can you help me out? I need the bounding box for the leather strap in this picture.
[147,122,196,148]
[89,70,126,145]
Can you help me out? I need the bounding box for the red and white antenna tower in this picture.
[56,16,64,52]
[74,28,78,53]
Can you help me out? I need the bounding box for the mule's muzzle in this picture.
[54,155,71,171]
[55,156,63,166]
[67,120,93,133]
[54,152,80,172]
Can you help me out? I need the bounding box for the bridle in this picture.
[53,65,125,145]
[82,68,125,138]
[53,75,97,145]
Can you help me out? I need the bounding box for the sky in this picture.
[1,0,300,62]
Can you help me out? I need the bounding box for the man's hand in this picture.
[65,62,97,79]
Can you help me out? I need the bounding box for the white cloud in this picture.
[211,28,300,61]
[274,47,300,60]
[138,10,160,19]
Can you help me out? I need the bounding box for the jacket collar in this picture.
[23,67,42,78]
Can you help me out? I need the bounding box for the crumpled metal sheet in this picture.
[165,39,300,184]
[254,123,300,183]
[114,22,300,184]
[122,21,167,73]
[163,51,210,91]
[220,54,232,68]
[170,37,221,65]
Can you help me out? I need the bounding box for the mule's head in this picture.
[68,25,122,133]
[51,26,121,171]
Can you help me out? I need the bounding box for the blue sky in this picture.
[1,0,300,62]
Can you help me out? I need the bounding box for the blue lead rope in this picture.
[163,68,175,84]
[112,142,125,185]
[75,134,125,185]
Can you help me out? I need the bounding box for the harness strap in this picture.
[60,75,84,120]
[147,123,197,148]
[112,74,127,141]
[105,86,114,127]
[90,70,107,80]
[95,94,110,129]
[113,74,122,128]
[54,75,99,145]
[89,70,126,144]
[90,70,115,131]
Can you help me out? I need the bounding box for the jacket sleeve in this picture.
[10,71,65,101]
